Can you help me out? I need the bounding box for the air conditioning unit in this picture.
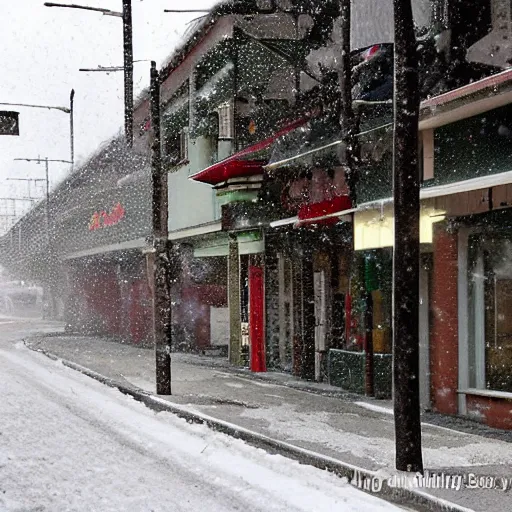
[218,102,234,140]
[256,0,275,13]
[467,0,512,69]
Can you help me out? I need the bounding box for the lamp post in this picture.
[44,1,133,147]
[13,157,73,318]
[0,92,75,170]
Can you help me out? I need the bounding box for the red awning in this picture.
[296,195,352,228]
[189,118,309,185]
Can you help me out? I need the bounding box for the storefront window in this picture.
[348,249,392,353]
[468,235,512,393]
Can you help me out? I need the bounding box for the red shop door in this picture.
[249,265,266,373]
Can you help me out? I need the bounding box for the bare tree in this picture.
[392,0,423,473]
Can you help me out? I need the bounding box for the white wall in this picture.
[168,163,220,233]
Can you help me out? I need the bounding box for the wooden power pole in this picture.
[392,0,423,473]
[150,61,172,395]
[339,0,357,204]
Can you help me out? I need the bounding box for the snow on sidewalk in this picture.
[22,333,512,511]
[0,344,403,512]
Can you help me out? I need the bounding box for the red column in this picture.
[431,224,459,414]
[249,265,266,372]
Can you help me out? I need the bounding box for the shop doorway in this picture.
[278,254,294,371]
[314,269,328,381]
[249,263,266,372]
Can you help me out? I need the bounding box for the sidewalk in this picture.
[27,334,512,512]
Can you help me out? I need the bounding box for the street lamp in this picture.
[0,91,75,171]
[79,59,150,73]
[44,1,134,147]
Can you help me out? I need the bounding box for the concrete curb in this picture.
[24,340,473,512]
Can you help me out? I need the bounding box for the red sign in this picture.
[88,202,125,231]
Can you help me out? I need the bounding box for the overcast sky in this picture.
[0,0,217,225]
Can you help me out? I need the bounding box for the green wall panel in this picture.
[328,349,392,398]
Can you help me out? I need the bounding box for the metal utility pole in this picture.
[122,0,134,147]
[44,158,50,242]
[44,1,133,147]
[149,61,172,395]
[70,89,75,170]
[13,157,72,319]
[339,0,357,204]
[392,0,423,473]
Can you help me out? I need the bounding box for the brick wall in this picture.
[466,395,512,430]
[430,223,459,414]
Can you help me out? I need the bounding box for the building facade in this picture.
[1,0,511,429]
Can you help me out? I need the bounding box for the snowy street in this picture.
[0,319,402,512]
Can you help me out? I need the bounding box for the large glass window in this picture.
[468,235,512,393]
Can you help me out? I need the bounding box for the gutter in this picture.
[421,68,512,109]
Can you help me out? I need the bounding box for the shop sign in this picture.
[283,168,350,212]
[88,202,126,231]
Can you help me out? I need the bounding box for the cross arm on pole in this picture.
[79,67,124,72]
[7,178,45,181]
[13,158,72,164]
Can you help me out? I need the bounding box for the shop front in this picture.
[54,160,154,344]
[170,238,229,354]
[454,211,512,429]
[65,249,152,344]
[338,202,445,401]
[266,162,355,381]
[189,148,270,369]
[328,248,394,398]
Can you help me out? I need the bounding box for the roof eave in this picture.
[419,69,512,130]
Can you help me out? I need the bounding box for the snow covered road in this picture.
[0,341,403,512]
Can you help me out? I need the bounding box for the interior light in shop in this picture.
[354,206,446,250]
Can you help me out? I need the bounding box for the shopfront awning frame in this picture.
[189,117,309,185]
[266,70,512,173]
[264,122,393,172]
[270,169,512,229]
